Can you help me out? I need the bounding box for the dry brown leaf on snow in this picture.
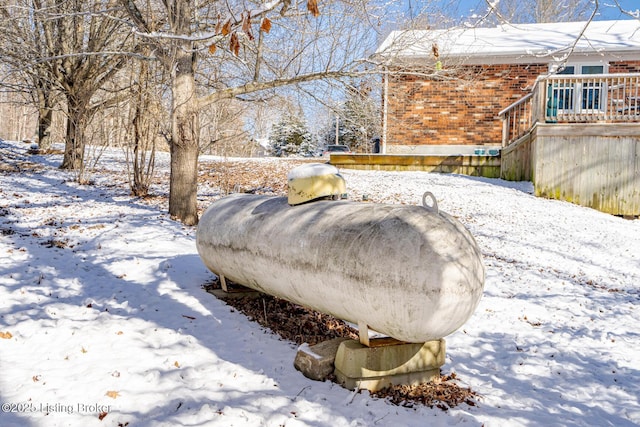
[105,390,120,399]
[0,331,13,339]
[209,44,217,54]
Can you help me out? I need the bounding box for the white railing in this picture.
[544,73,640,122]
[499,93,534,147]
[500,73,640,147]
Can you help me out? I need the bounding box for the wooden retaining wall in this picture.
[501,123,640,216]
[329,154,501,178]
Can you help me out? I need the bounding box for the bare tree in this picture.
[123,46,169,197]
[0,0,61,149]
[117,0,380,224]
[47,0,132,171]
[472,0,594,25]
[200,100,253,156]
[318,79,381,152]
[0,0,134,163]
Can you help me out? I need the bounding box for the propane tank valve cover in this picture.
[287,163,346,205]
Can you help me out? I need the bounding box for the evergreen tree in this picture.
[269,113,315,157]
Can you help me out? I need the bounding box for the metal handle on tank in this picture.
[422,191,439,215]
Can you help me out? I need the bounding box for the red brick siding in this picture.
[609,60,640,73]
[385,61,640,146]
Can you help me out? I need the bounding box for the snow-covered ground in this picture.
[1,139,639,427]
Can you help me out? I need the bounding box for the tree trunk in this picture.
[36,84,54,151]
[60,96,86,170]
[169,47,200,225]
[38,107,54,151]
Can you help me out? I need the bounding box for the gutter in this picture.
[382,66,388,154]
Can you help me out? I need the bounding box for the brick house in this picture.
[376,20,640,155]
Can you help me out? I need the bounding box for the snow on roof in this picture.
[377,20,640,64]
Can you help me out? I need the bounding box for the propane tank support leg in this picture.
[219,274,228,292]
[358,321,370,347]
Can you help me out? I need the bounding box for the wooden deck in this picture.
[329,154,501,178]
[498,73,640,217]
[500,123,640,216]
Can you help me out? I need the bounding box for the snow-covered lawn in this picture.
[1,139,639,426]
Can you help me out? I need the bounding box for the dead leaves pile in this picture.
[198,158,315,197]
[0,146,44,173]
[371,372,478,411]
[228,294,359,346]
[204,278,358,346]
[204,279,478,410]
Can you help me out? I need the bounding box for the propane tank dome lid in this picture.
[287,163,346,205]
[287,163,340,180]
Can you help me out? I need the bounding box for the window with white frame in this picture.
[550,63,607,113]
